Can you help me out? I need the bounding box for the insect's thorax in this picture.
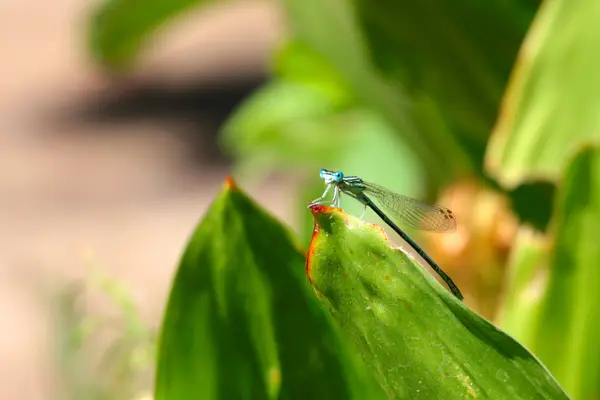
[339,176,366,196]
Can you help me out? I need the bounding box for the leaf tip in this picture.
[308,203,337,216]
[224,176,237,190]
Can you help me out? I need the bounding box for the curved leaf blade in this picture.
[89,0,219,67]
[306,205,568,399]
[496,226,548,346]
[523,146,600,399]
[155,178,386,399]
[486,0,600,188]
[354,0,536,144]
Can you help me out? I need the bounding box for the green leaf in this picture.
[306,205,569,399]
[486,0,600,188]
[273,41,356,107]
[155,178,386,399]
[353,0,536,147]
[496,226,548,346]
[88,0,219,67]
[520,146,600,399]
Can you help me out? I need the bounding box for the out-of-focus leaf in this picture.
[496,226,548,345]
[155,179,386,399]
[520,146,600,399]
[353,0,536,154]
[282,0,474,185]
[486,0,600,188]
[89,0,219,67]
[306,205,568,399]
[274,41,356,107]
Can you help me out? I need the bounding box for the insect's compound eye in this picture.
[319,168,327,178]
[335,171,344,181]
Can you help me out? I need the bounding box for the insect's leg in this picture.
[359,204,366,220]
[308,184,332,206]
[332,186,339,207]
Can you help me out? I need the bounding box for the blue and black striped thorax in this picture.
[339,175,366,196]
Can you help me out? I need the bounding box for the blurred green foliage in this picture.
[54,263,154,400]
[486,0,600,188]
[497,147,600,400]
[88,0,600,397]
[526,146,600,399]
[352,0,538,172]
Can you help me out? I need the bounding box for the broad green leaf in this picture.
[486,0,600,188]
[155,179,386,399]
[306,205,568,399]
[88,0,219,67]
[522,146,600,399]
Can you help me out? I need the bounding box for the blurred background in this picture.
[2,0,599,398]
[1,1,286,399]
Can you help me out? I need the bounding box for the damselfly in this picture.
[310,168,463,300]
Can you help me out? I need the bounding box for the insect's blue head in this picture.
[320,168,344,184]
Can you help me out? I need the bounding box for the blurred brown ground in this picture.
[0,1,288,398]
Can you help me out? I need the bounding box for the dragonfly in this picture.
[310,168,463,300]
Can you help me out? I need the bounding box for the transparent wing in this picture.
[363,182,456,232]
